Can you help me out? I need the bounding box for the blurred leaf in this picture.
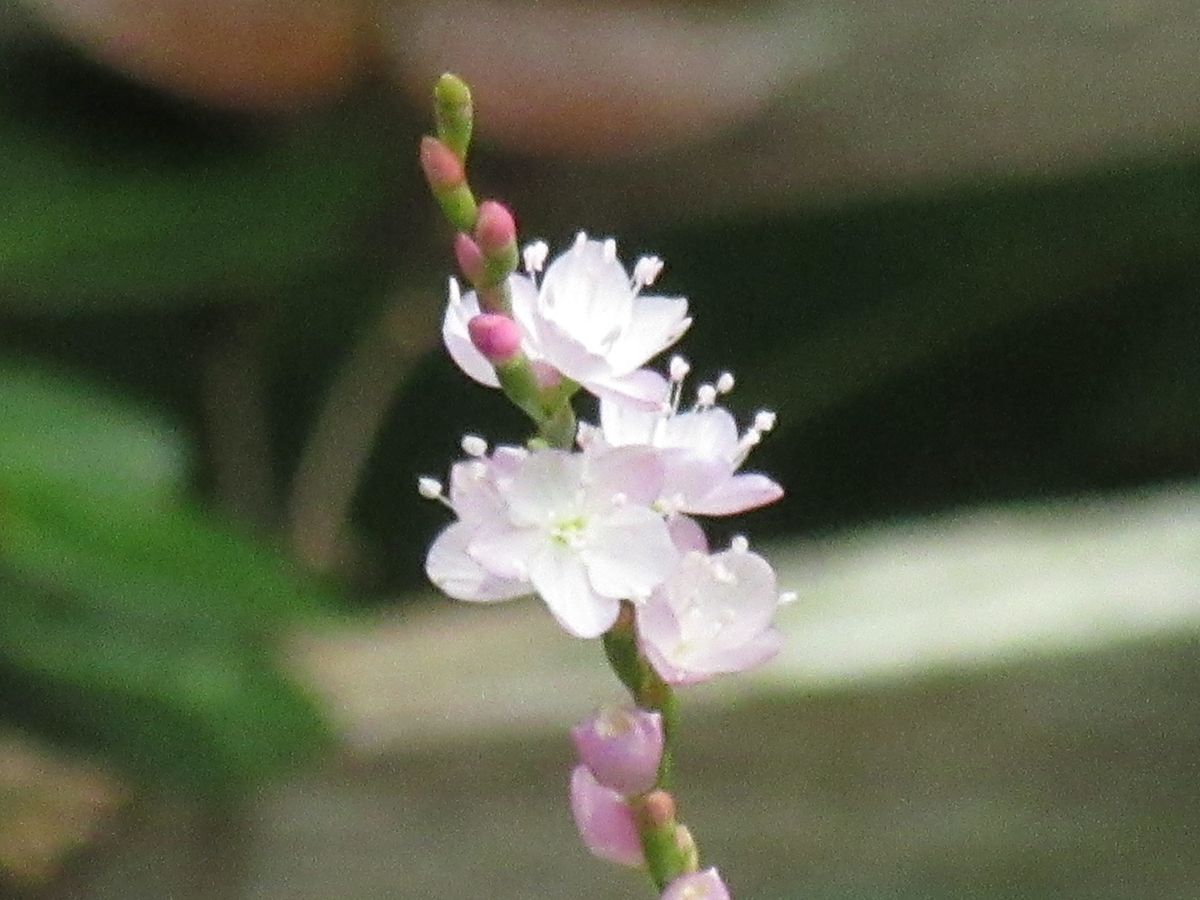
[0,363,337,790]
[0,33,400,312]
[0,362,187,500]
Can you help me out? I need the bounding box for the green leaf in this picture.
[0,362,187,501]
[0,35,400,312]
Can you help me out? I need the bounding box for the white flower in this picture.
[443,233,691,409]
[637,547,784,684]
[595,373,783,517]
[425,444,680,638]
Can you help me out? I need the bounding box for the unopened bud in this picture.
[454,233,486,284]
[661,868,731,900]
[434,73,473,161]
[639,790,676,829]
[673,825,700,873]
[572,706,664,796]
[529,360,564,392]
[420,136,477,232]
[475,201,520,285]
[467,314,522,365]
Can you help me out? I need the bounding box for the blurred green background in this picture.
[0,1,1197,897]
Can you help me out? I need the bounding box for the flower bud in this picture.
[434,72,473,161]
[569,765,644,868]
[661,868,731,900]
[572,706,664,796]
[475,201,520,285]
[420,136,477,232]
[467,314,522,365]
[673,824,699,873]
[454,233,486,284]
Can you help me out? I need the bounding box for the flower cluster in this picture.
[418,73,789,898]
[424,235,788,677]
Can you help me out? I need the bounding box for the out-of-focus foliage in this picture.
[0,363,337,793]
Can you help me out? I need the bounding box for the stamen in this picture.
[754,410,777,432]
[730,535,749,553]
[716,371,735,394]
[695,383,717,408]
[573,230,588,249]
[778,590,798,606]
[522,240,549,275]
[669,355,691,383]
[417,477,443,499]
[632,255,664,288]
[602,238,617,262]
[461,434,488,457]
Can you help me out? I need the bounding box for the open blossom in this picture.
[443,233,691,409]
[591,369,782,517]
[424,442,680,639]
[637,544,785,685]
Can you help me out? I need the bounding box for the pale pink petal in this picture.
[425,522,529,602]
[467,527,542,580]
[586,367,670,410]
[505,450,584,525]
[442,281,501,387]
[529,543,620,638]
[662,868,731,900]
[585,445,666,508]
[659,407,739,456]
[685,472,784,516]
[540,237,634,341]
[667,515,708,553]
[598,396,659,447]
[605,294,691,372]
[581,506,678,600]
[569,766,644,868]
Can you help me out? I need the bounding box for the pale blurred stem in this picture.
[202,309,276,529]
[288,300,432,573]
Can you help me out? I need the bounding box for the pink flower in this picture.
[637,545,784,685]
[570,765,645,867]
[661,868,731,899]
[424,443,680,639]
[572,706,664,796]
[593,370,782,517]
[443,233,690,409]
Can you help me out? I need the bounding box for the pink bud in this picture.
[419,135,464,191]
[572,706,664,796]
[661,868,731,900]
[454,232,485,283]
[467,314,522,364]
[570,765,645,868]
[529,359,564,392]
[474,200,517,254]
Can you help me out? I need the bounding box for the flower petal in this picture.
[686,472,784,516]
[585,445,665,509]
[426,522,529,602]
[529,542,620,638]
[441,280,501,387]
[587,367,670,411]
[569,765,644,867]
[505,449,584,526]
[467,527,542,580]
[580,506,678,600]
[606,294,691,372]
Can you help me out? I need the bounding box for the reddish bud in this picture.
[638,789,676,828]
[419,135,464,191]
[454,233,486,283]
[468,314,522,364]
[474,200,517,254]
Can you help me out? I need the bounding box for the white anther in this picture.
[602,238,618,262]
[753,410,777,432]
[716,371,735,394]
[522,240,549,274]
[633,255,664,287]
[669,355,691,382]
[778,590,798,606]
[730,535,749,553]
[573,230,588,248]
[696,384,717,407]
[460,434,488,457]
[417,477,443,499]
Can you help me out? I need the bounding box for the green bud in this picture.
[434,73,473,161]
[434,183,479,234]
